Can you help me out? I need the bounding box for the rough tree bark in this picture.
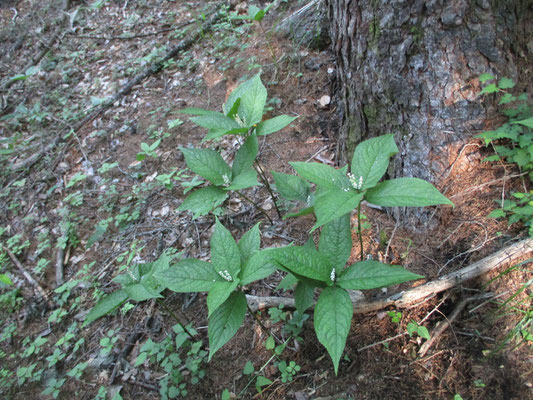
[325,0,532,227]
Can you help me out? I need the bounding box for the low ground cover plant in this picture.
[86,74,453,374]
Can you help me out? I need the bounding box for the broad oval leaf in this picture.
[180,147,231,186]
[272,171,311,203]
[124,282,163,302]
[178,186,228,218]
[225,168,259,191]
[208,291,247,361]
[319,214,352,269]
[238,222,261,265]
[207,280,239,317]
[84,289,128,325]
[232,133,258,178]
[154,259,220,292]
[336,260,423,290]
[351,134,398,190]
[224,74,267,127]
[365,178,453,207]
[255,115,297,136]
[290,162,350,190]
[314,286,353,374]
[211,219,242,278]
[294,281,315,313]
[189,111,241,131]
[268,246,330,283]
[312,190,363,232]
[239,249,277,286]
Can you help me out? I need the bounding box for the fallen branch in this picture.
[3,0,71,90]
[1,244,52,306]
[11,9,225,171]
[418,292,493,357]
[246,238,533,313]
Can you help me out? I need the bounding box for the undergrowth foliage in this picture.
[477,74,533,236]
[86,73,453,374]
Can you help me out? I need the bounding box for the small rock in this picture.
[318,95,331,107]
[160,205,170,217]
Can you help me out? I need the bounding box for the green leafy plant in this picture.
[136,138,161,161]
[287,134,453,233]
[153,219,276,360]
[406,321,430,340]
[178,73,297,219]
[476,75,533,236]
[265,214,424,373]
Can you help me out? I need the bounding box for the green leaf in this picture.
[265,336,275,350]
[294,281,315,313]
[208,291,247,361]
[154,259,220,292]
[255,376,272,393]
[178,186,228,218]
[84,289,128,325]
[224,74,267,127]
[488,209,506,218]
[268,246,330,283]
[336,260,423,290]
[180,147,231,186]
[248,5,264,21]
[0,273,13,286]
[243,361,255,375]
[225,98,241,119]
[480,83,499,95]
[255,115,297,136]
[207,280,239,316]
[498,77,515,89]
[365,178,453,207]
[232,133,258,178]
[87,221,109,249]
[351,134,398,189]
[318,214,352,269]
[272,171,311,203]
[238,222,261,265]
[276,273,298,290]
[240,249,277,286]
[312,190,363,232]
[478,73,494,83]
[225,168,259,191]
[284,205,314,219]
[124,282,163,302]
[179,107,217,116]
[513,117,533,129]
[204,126,249,142]
[417,325,430,340]
[211,219,241,278]
[314,286,353,374]
[290,162,350,190]
[189,110,241,130]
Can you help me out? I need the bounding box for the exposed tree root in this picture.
[246,238,533,313]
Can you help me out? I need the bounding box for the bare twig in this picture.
[246,238,533,313]
[418,293,493,357]
[1,244,52,305]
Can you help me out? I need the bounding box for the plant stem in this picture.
[246,302,277,342]
[254,160,282,220]
[357,201,364,261]
[156,298,196,340]
[237,190,274,225]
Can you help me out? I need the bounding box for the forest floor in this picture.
[0,1,532,399]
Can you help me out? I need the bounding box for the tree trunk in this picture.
[326,0,532,227]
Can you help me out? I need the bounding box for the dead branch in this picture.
[246,238,533,313]
[418,293,493,357]
[1,244,52,305]
[3,0,71,90]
